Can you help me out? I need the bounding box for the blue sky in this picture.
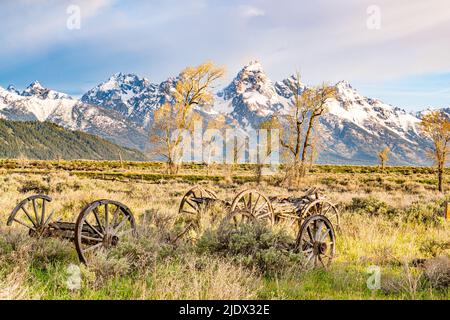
[1,0,449,111]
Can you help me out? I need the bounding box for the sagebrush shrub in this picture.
[197,222,302,276]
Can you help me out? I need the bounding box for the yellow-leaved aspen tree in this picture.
[378,147,390,172]
[149,62,225,174]
[420,111,450,192]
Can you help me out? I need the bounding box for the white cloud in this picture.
[238,5,265,18]
[1,0,450,108]
[0,0,115,53]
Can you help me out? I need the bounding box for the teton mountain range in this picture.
[0,61,444,165]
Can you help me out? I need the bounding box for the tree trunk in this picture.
[438,165,444,192]
[300,117,315,177]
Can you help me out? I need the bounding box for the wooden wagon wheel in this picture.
[230,189,274,225]
[7,195,55,238]
[302,199,340,231]
[74,199,137,264]
[178,185,218,216]
[175,186,219,239]
[296,215,335,270]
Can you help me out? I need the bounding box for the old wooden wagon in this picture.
[178,185,339,269]
[7,195,137,264]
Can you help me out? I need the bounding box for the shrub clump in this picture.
[346,197,445,225]
[423,256,450,290]
[346,197,397,217]
[196,222,303,276]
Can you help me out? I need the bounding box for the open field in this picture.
[0,160,449,300]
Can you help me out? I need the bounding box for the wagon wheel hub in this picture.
[103,234,119,247]
[313,241,327,255]
[28,226,50,238]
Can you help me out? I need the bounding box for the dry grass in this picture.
[0,165,448,300]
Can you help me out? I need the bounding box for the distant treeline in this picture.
[0,120,146,161]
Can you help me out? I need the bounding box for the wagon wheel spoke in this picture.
[318,255,326,268]
[254,202,268,216]
[319,228,331,242]
[83,242,104,253]
[93,208,105,233]
[304,252,314,268]
[81,234,103,242]
[323,204,332,215]
[41,198,46,225]
[113,216,130,234]
[303,239,314,248]
[32,199,40,226]
[12,218,35,230]
[306,225,314,242]
[252,194,261,213]
[180,204,199,215]
[84,219,104,238]
[43,209,55,227]
[21,206,37,228]
[314,221,324,241]
[104,203,109,232]
[111,205,121,229]
[185,199,199,212]
[322,253,333,260]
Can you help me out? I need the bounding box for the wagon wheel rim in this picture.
[177,186,218,236]
[75,200,137,264]
[296,215,335,270]
[7,195,53,238]
[230,189,274,225]
[178,186,218,216]
[303,200,340,232]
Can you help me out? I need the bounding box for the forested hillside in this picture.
[0,120,146,160]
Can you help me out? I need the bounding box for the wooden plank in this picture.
[445,202,450,221]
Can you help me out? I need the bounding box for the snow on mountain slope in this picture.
[0,61,439,164]
[0,82,148,151]
[212,62,431,165]
[81,73,171,130]
[217,61,284,128]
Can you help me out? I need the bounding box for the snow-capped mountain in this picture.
[0,82,148,150]
[320,81,429,165]
[0,61,440,164]
[81,73,173,130]
[216,61,285,129]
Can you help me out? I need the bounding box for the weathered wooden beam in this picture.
[446,202,450,221]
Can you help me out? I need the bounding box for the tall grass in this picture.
[0,165,448,300]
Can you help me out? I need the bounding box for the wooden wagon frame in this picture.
[178,185,340,269]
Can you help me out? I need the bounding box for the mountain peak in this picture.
[29,80,44,89]
[6,84,20,95]
[21,81,71,100]
[22,81,48,97]
[97,73,151,92]
[335,80,353,89]
[242,60,263,72]
[275,74,307,98]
